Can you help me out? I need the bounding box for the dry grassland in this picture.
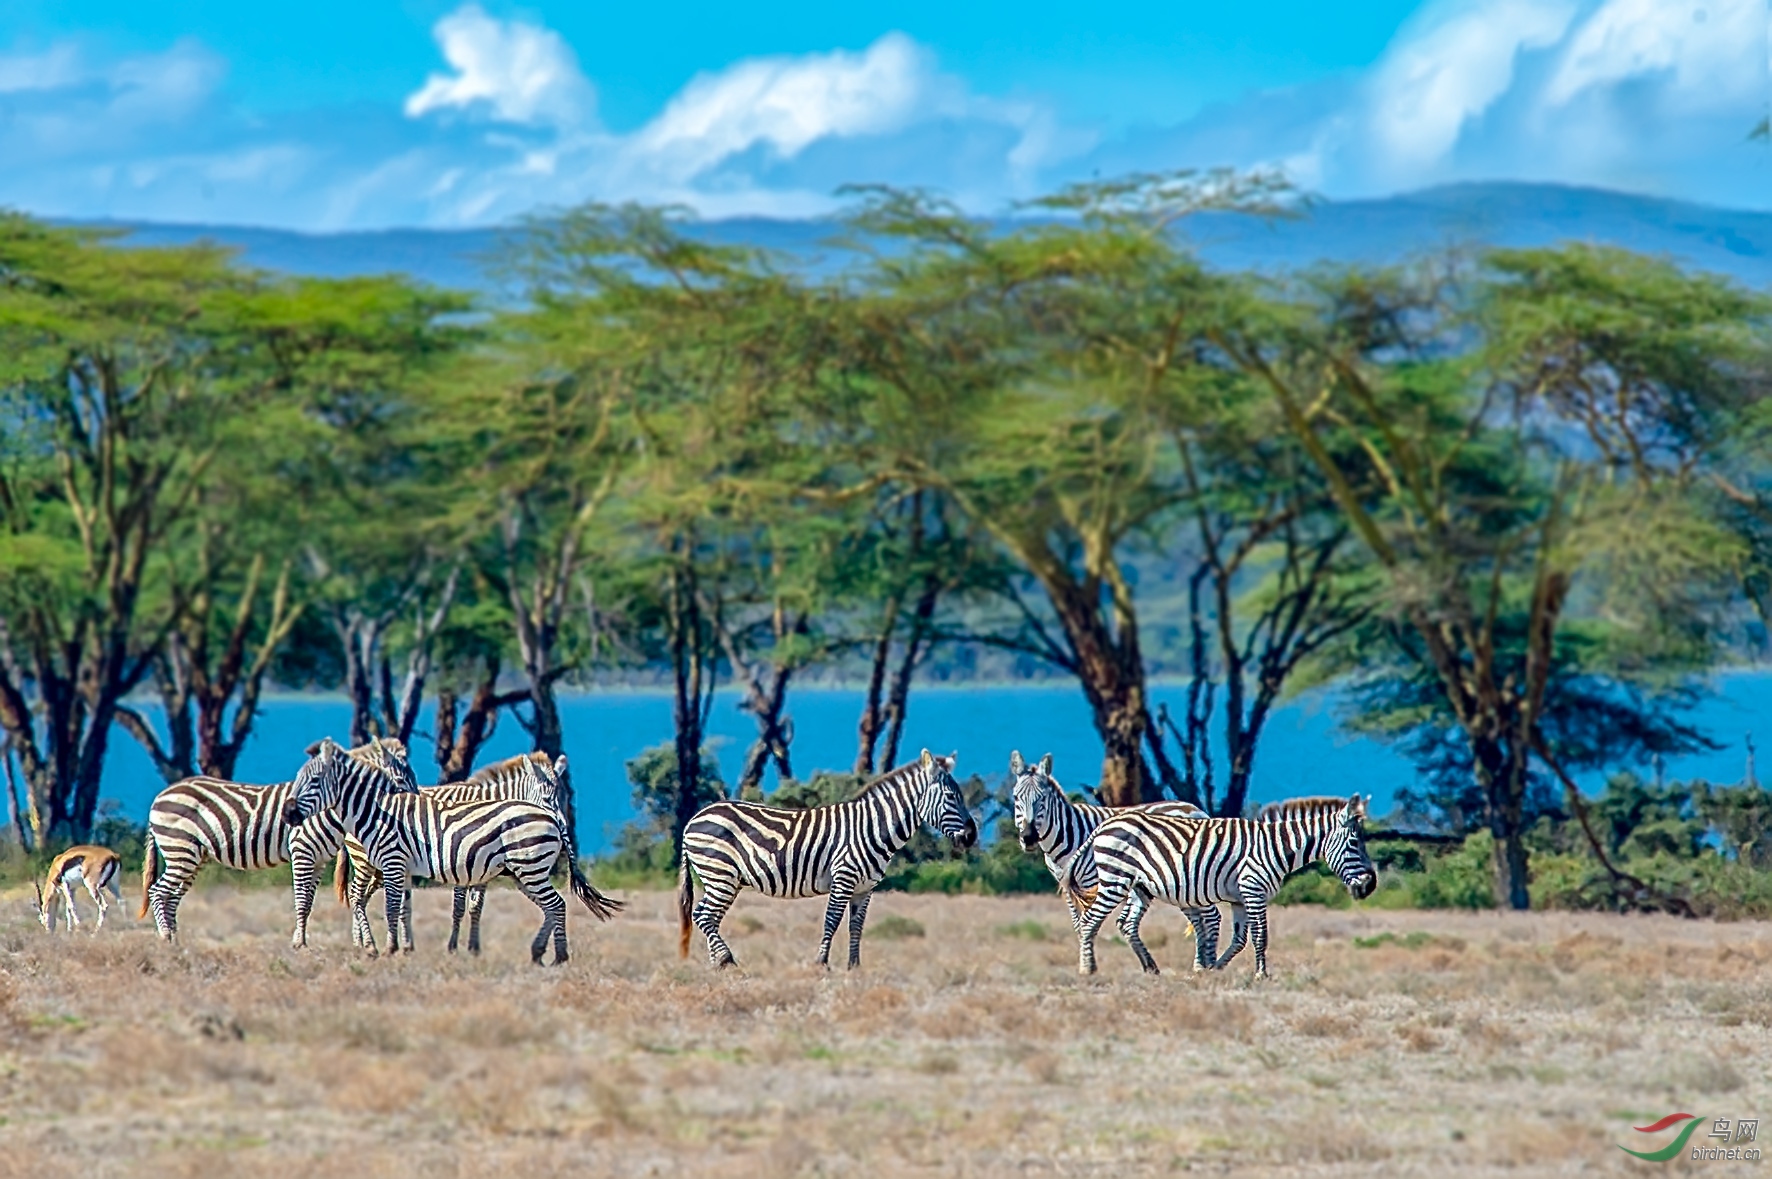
[1,883,1769,1177]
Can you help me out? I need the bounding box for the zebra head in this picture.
[283,739,349,828]
[1324,794,1377,900]
[363,736,420,793]
[1009,750,1059,852]
[917,749,978,849]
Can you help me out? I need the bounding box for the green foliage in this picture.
[867,914,925,939]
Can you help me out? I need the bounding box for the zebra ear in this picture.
[1347,793,1365,820]
[919,748,934,769]
[1009,751,1024,775]
[1039,753,1053,777]
[553,755,569,779]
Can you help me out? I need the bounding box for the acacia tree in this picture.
[1223,249,1765,907]
[0,218,260,839]
[844,175,1299,804]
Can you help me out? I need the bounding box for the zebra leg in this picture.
[290,845,317,949]
[1186,906,1221,971]
[448,889,466,953]
[1212,902,1250,970]
[1075,881,1126,976]
[845,891,874,970]
[516,877,569,966]
[382,869,408,957]
[815,874,859,968]
[348,864,380,954]
[1121,886,1160,975]
[690,878,742,969]
[149,867,192,943]
[402,888,415,953]
[467,886,486,956]
[1245,889,1272,979]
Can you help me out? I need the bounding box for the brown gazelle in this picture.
[34,845,124,933]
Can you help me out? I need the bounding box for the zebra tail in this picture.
[138,835,161,920]
[1058,854,1098,916]
[333,850,350,906]
[567,845,624,921]
[676,856,695,959]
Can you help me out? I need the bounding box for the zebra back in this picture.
[684,752,969,898]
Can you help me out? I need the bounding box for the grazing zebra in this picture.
[140,738,418,945]
[334,752,622,954]
[287,741,600,964]
[1008,750,1207,934]
[34,845,123,933]
[677,749,979,971]
[1068,794,1376,979]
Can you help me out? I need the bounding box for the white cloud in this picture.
[622,34,940,182]
[404,3,593,128]
[1364,0,1575,174]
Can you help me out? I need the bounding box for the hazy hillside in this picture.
[90,182,1772,289]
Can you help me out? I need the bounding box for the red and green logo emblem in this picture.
[1620,1113,1704,1161]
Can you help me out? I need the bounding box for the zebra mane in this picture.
[1258,795,1360,821]
[850,757,941,802]
[465,750,551,783]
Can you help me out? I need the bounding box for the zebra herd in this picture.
[41,737,1376,979]
[138,737,623,963]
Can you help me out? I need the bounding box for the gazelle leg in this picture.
[60,882,79,932]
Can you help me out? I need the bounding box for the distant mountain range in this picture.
[87,182,1772,289]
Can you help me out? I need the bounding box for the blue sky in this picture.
[2,0,1767,228]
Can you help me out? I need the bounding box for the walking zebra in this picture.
[1008,750,1207,933]
[334,752,622,954]
[287,741,594,964]
[140,738,417,944]
[1068,794,1376,979]
[678,749,979,971]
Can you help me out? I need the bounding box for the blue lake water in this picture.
[51,674,1772,853]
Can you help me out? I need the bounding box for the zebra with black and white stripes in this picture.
[1067,793,1376,979]
[1008,750,1207,934]
[141,738,418,944]
[286,740,599,964]
[335,752,622,954]
[677,749,979,971]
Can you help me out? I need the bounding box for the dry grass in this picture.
[2,885,1770,1176]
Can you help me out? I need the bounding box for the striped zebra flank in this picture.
[288,742,589,964]
[1069,793,1376,979]
[334,751,622,954]
[678,748,979,971]
[140,737,417,945]
[1008,749,1207,933]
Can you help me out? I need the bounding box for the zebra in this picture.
[677,748,979,971]
[333,752,622,954]
[140,738,417,944]
[286,740,602,964]
[1067,793,1376,979]
[1008,749,1207,935]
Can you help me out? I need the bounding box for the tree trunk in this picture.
[2,742,30,852]
[668,559,715,862]
[434,657,523,784]
[1472,733,1532,911]
[854,592,902,775]
[880,576,940,772]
